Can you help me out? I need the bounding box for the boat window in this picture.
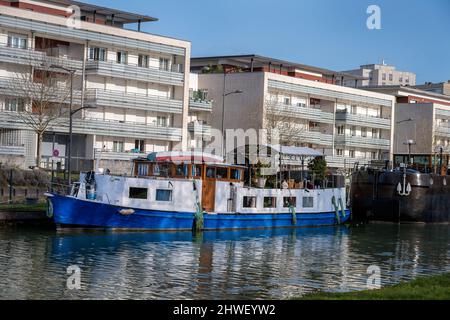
[243,196,257,208]
[137,163,148,176]
[264,197,277,208]
[230,168,241,180]
[216,167,228,179]
[129,187,148,200]
[191,165,202,177]
[156,189,172,202]
[206,166,216,178]
[175,164,188,177]
[283,197,296,207]
[302,197,314,208]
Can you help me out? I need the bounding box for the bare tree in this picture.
[7,57,72,167]
[263,93,305,146]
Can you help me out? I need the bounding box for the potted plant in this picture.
[253,161,270,188]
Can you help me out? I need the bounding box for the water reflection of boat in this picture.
[47,150,350,231]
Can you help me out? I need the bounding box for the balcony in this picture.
[325,156,371,168]
[0,112,182,142]
[0,77,83,104]
[85,89,183,114]
[335,110,391,130]
[0,145,25,156]
[85,60,184,86]
[434,125,450,137]
[335,135,390,150]
[0,45,84,71]
[94,150,148,161]
[189,98,213,112]
[269,103,335,124]
[188,121,212,138]
[290,130,333,146]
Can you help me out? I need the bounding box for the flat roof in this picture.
[191,54,367,80]
[363,85,450,102]
[44,0,158,24]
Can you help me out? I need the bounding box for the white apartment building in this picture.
[188,73,212,150]
[0,0,192,173]
[339,62,416,87]
[364,85,450,172]
[191,55,396,170]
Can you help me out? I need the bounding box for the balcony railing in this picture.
[0,145,26,156]
[269,103,335,124]
[85,60,184,86]
[85,89,183,114]
[434,125,450,137]
[189,98,213,112]
[94,150,148,161]
[0,111,182,142]
[325,156,371,168]
[188,121,212,137]
[335,110,391,129]
[0,77,83,104]
[335,135,390,150]
[0,45,84,71]
[290,130,333,146]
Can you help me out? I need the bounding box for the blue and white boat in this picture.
[46,151,350,231]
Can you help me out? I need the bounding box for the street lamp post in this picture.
[221,79,243,157]
[403,139,416,166]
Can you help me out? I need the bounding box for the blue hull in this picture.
[48,194,350,231]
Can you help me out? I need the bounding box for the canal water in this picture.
[0,223,449,300]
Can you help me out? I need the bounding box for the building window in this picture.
[157,116,168,127]
[138,54,149,68]
[117,51,127,64]
[336,149,344,156]
[351,126,356,136]
[405,78,410,83]
[372,129,379,138]
[134,139,145,153]
[5,98,25,112]
[7,34,27,49]
[389,74,393,81]
[371,152,377,160]
[399,77,403,82]
[283,197,296,208]
[113,141,124,153]
[159,58,170,71]
[337,125,345,135]
[382,73,386,81]
[264,197,277,208]
[284,97,291,105]
[243,196,257,208]
[137,163,149,176]
[156,189,172,202]
[88,47,106,61]
[129,187,148,200]
[302,197,314,208]
[361,127,367,137]
[349,150,355,158]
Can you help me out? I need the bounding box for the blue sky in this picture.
[91,0,449,84]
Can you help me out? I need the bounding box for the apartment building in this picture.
[339,62,416,88]
[191,55,396,170]
[364,85,450,172]
[0,0,191,173]
[188,73,212,150]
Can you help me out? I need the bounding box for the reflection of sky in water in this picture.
[0,224,449,300]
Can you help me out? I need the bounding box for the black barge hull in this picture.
[351,170,450,223]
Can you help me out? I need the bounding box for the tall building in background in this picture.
[413,81,450,96]
[0,0,191,173]
[191,55,396,170]
[339,62,416,88]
